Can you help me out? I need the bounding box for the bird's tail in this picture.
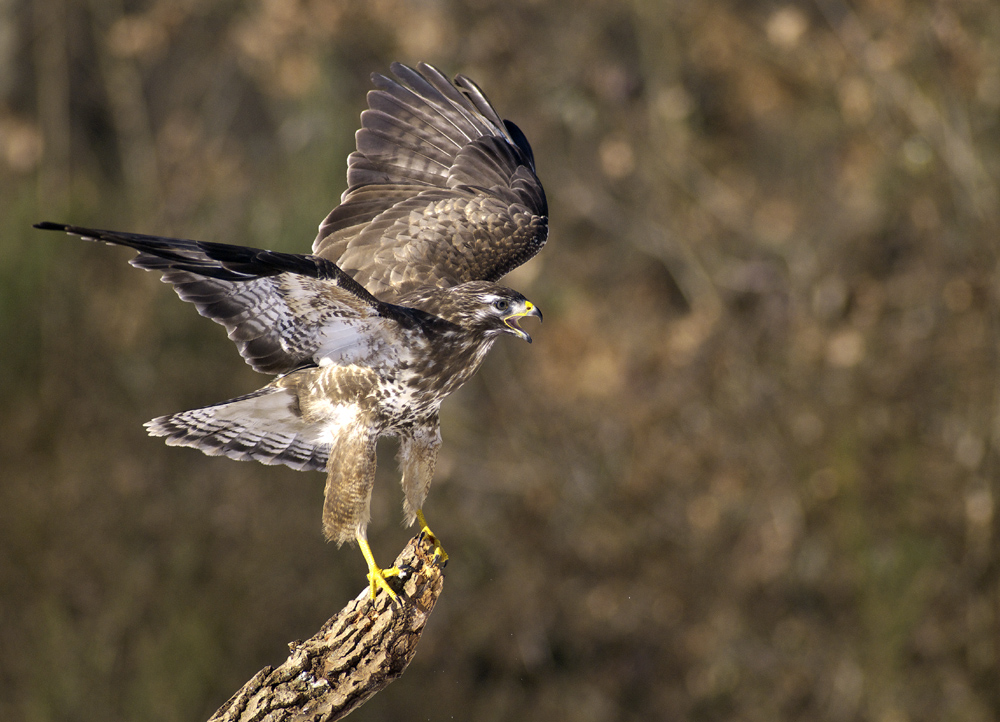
[146,387,330,472]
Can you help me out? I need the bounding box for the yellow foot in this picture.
[416,509,449,567]
[357,534,402,603]
[367,564,402,602]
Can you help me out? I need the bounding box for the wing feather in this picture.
[33,223,399,375]
[146,386,332,472]
[375,65,489,141]
[314,62,547,301]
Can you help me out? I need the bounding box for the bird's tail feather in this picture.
[146,387,330,472]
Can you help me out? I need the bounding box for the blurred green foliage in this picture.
[1,0,997,720]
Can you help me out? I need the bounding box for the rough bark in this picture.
[208,535,445,722]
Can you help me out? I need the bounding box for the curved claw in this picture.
[367,564,402,602]
[416,509,449,567]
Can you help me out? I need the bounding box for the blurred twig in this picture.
[208,535,444,722]
[815,0,999,223]
[32,0,71,208]
[630,0,725,321]
[88,0,162,211]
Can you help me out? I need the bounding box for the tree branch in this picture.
[208,535,445,722]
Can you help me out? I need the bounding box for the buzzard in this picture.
[35,62,547,600]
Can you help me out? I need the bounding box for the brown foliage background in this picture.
[2,1,998,720]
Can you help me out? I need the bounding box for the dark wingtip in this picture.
[34,221,68,231]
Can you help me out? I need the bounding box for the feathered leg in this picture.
[398,422,447,565]
[321,418,401,600]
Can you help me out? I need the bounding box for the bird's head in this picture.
[435,282,542,343]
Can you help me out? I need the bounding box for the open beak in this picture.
[504,300,543,343]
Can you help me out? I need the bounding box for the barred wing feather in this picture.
[313,62,548,302]
[34,223,394,375]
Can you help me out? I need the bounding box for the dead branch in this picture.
[208,534,445,722]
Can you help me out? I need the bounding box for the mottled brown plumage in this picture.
[315,63,547,300]
[34,62,547,598]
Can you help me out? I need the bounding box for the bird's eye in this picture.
[492,299,510,312]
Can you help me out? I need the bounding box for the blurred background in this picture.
[1,0,997,720]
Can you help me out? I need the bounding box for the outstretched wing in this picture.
[34,222,400,375]
[313,62,548,302]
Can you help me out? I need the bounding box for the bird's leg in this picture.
[356,533,401,602]
[416,509,449,566]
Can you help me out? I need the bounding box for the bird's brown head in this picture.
[423,281,542,343]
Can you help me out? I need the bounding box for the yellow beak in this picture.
[504,300,543,343]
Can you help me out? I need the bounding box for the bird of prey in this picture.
[36,62,547,601]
